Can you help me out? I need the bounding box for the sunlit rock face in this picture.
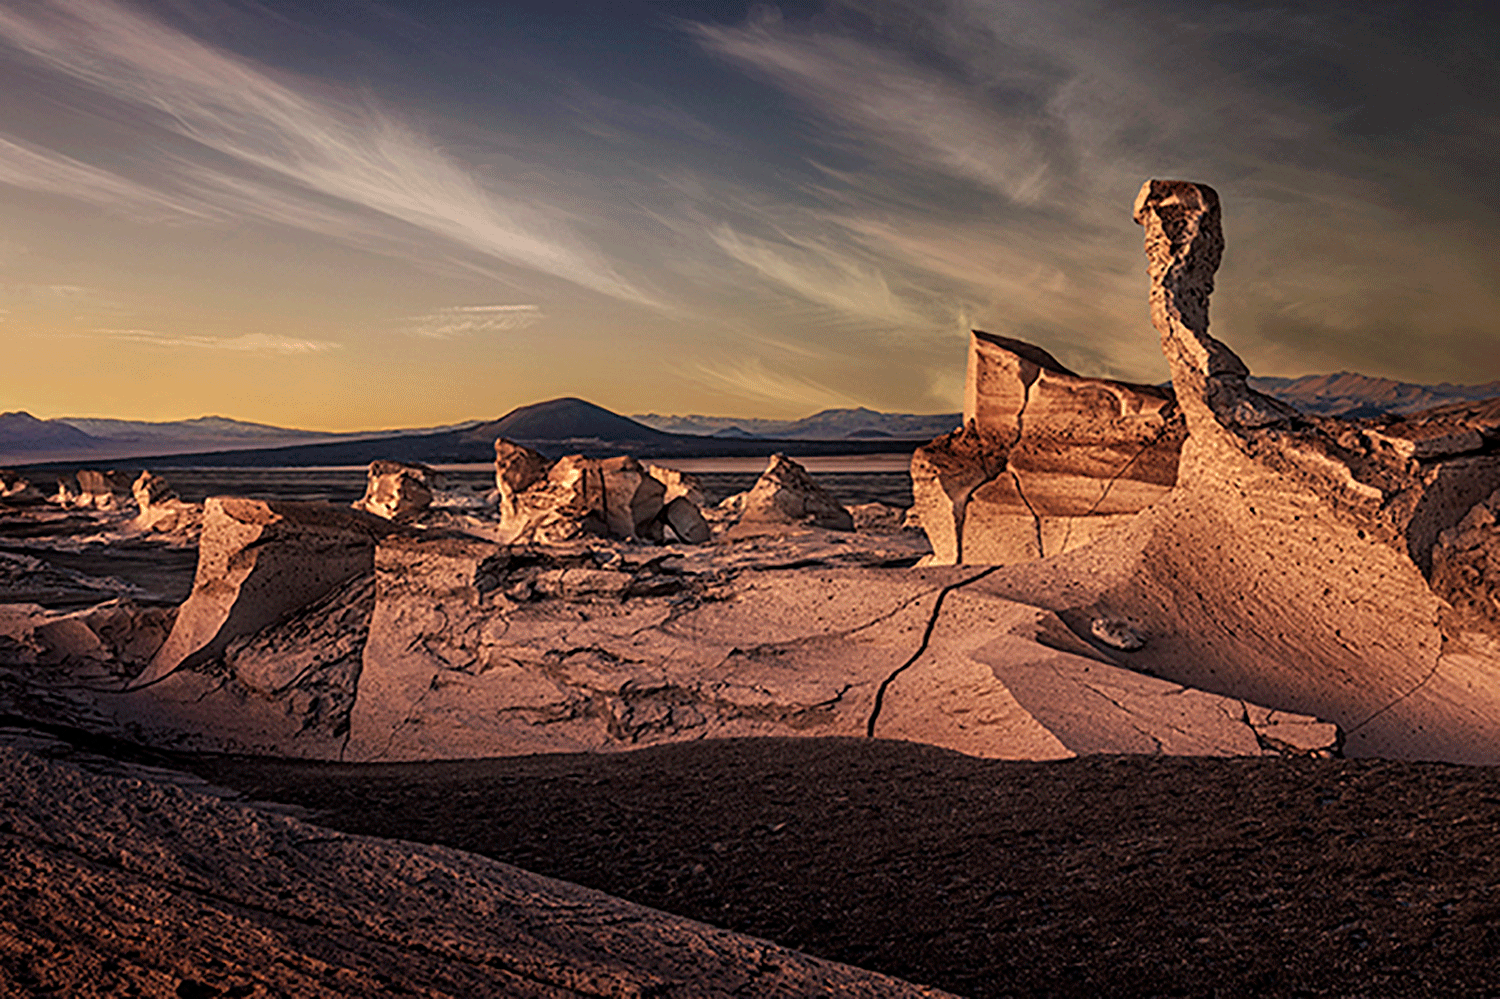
[352,460,437,522]
[732,453,854,533]
[971,179,1500,762]
[494,438,708,545]
[131,471,202,536]
[913,332,1184,565]
[132,497,392,688]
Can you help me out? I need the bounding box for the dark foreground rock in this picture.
[187,736,1500,999]
[0,742,949,998]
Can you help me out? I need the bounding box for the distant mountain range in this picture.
[631,408,962,441]
[4,371,1497,469]
[0,413,481,464]
[1247,373,1500,418]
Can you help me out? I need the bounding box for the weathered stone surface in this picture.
[600,455,666,538]
[352,460,436,521]
[648,463,707,506]
[131,498,391,688]
[913,332,1184,565]
[662,495,711,543]
[494,437,550,527]
[0,469,43,504]
[130,471,201,536]
[1432,489,1500,638]
[0,746,952,998]
[735,453,853,532]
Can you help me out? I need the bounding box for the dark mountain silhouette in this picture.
[459,398,671,447]
[0,412,100,455]
[13,398,919,470]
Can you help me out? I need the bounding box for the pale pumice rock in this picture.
[494,437,550,529]
[962,179,1500,763]
[130,497,392,688]
[912,332,1183,565]
[352,460,438,522]
[733,453,853,532]
[647,463,707,506]
[0,468,44,504]
[130,471,202,536]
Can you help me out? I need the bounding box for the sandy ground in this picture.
[173,736,1500,999]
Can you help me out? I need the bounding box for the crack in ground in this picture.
[864,566,1000,738]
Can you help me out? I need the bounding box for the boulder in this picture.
[0,469,44,505]
[73,469,124,510]
[647,464,707,506]
[849,502,908,532]
[353,460,437,522]
[131,471,201,535]
[912,333,1184,565]
[599,455,666,538]
[735,454,853,532]
[131,498,392,688]
[661,495,711,543]
[493,438,549,528]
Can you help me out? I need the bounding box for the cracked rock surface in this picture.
[0,744,949,998]
[0,522,1335,761]
[913,331,1184,565]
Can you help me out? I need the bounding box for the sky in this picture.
[0,0,1496,430]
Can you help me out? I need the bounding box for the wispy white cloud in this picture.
[93,329,338,354]
[0,135,209,221]
[693,19,1055,205]
[708,223,934,329]
[0,0,656,305]
[406,304,544,339]
[690,356,864,412]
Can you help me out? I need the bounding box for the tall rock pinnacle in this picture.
[1133,179,1293,437]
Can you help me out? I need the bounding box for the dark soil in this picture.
[187,737,1500,999]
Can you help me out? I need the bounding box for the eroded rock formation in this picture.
[131,498,392,688]
[733,453,854,533]
[130,471,202,536]
[352,460,437,521]
[913,333,1184,564]
[493,438,707,545]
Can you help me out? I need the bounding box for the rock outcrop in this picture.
[131,498,392,688]
[0,469,44,505]
[493,439,707,545]
[733,453,853,533]
[969,179,1500,762]
[352,460,437,521]
[130,471,201,535]
[648,464,707,506]
[913,333,1184,564]
[1431,488,1500,639]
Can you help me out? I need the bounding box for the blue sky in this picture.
[0,0,1495,428]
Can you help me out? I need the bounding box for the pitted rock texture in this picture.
[352,460,437,521]
[1432,488,1500,640]
[913,332,1184,564]
[733,453,854,533]
[0,746,951,998]
[2,522,1336,763]
[132,497,392,688]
